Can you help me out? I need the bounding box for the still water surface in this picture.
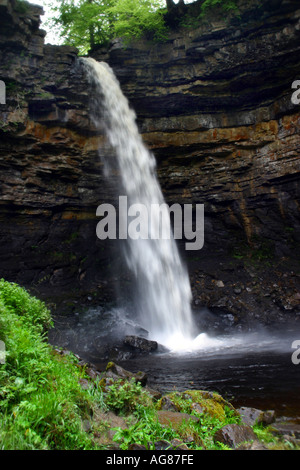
[49,306,300,418]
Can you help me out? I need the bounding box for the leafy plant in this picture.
[13,0,30,14]
[0,280,102,450]
[108,0,168,43]
[112,406,179,450]
[0,278,53,334]
[104,378,151,415]
[179,0,240,28]
[2,280,293,451]
[46,0,244,52]
[113,419,156,450]
[200,0,239,15]
[231,236,274,265]
[47,0,167,53]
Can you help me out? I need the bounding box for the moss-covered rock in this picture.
[157,389,239,423]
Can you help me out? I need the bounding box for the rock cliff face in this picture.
[94,0,300,252]
[0,0,117,308]
[0,0,299,326]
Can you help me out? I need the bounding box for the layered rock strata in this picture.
[0,0,299,324]
[92,0,300,324]
[0,0,118,308]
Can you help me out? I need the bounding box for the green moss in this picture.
[14,0,30,14]
[231,235,274,266]
[104,378,153,415]
[106,361,115,371]
[179,0,240,29]
[157,390,239,423]
[200,0,239,15]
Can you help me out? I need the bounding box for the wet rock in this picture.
[157,410,199,429]
[237,407,276,426]
[214,424,258,449]
[105,361,148,386]
[128,443,147,450]
[150,439,189,450]
[158,389,238,421]
[157,343,170,353]
[169,439,189,450]
[156,411,203,448]
[149,440,171,450]
[85,366,101,380]
[123,335,158,353]
[237,440,269,450]
[82,419,92,433]
[159,395,179,412]
[144,385,162,401]
[216,280,225,288]
[234,287,242,295]
[92,410,128,447]
[271,420,300,440]
[129,439,189,450]
[79,378,93,391]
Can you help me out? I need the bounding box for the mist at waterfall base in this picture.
[49,304,300,415]
[81,57,197,352]
[80,57,236,353]
[60,57,300,413]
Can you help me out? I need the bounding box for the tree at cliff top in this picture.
[48,0,116,53]
[48,0,239,53]
[108,0,169,43]
[48,0,168,54]
[200,0,239,14]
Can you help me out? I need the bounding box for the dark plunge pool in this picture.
[49,305,300,419]
[119,349,300,419]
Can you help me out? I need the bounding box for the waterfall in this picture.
[81,57,196,349]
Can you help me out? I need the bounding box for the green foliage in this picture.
[105,382,242,450]
[179,0,239,28]
[200,0,239,15]
[104,378,152,414]
[113,408,178,450]
[48,0,167,54]
[0,280,101,450]
[252,423,300,450]
[0,279,53,335]
[111,396,238,450]
[108,0,168,43]
[2,280,294,450]
[47,0,243,52]
[48,0,116,54]
[231,236,274,265]
[14,0,30,14]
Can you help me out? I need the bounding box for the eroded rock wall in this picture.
[0,0,299,324]
[92,0,300,324]
[0,0,120,308]
[93,0,300,254]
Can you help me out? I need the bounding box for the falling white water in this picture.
[81,57,196,349]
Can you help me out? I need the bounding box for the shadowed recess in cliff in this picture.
[80,56,200,350]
